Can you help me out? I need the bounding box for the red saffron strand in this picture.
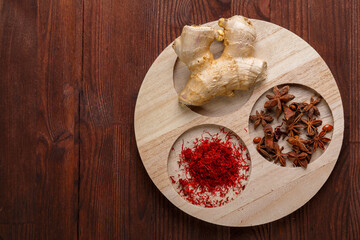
[170,176,176,184]
[171,130,250,207]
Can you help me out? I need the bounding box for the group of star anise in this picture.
[250,85,333,168]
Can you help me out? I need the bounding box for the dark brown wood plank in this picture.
[350,0,360,143]
[269,0,309,40]
[0,224,35,240]
[268,1,353,240]
[0,0,358,239]
[349,1,360,239]
[231,0,270,21]
[349,143,360,239]
[80,0,143,238]
[301,1,351,239]
[0,0,38,225]
[35,0,82,238]
[80,0,233,239]
[81,0,359,239]
[0,0,82,239]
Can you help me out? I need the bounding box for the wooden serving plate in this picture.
[134,19,344,226]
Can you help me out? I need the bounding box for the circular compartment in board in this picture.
[249,84,334,167]
[134,19,344,226]
[168,124,251,208]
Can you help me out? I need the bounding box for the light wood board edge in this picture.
[134,19,344,226]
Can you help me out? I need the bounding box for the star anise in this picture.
[302,117,322,136]
[263,124,275,151]
[288,102,307,123]
[308,130,331,151]
[287,135,309,152]
[292,145,313,160]
[256,137,272,160]
[264,85,295,118]
[287,149,309,168]
[285,119,303,137]
[249,110,274,129]
[304,96,321,118]
[250,86,332,169]
[289,102,308,113]
[271,143,287,166]
[282,103,295,121]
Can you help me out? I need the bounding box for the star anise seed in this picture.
[289,102,309,114]
[249,110,274,129]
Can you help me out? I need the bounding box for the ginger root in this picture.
[173,15,267,106]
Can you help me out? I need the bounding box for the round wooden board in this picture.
[134,19,344,226]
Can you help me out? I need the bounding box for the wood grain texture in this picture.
[135,18,344,226]
[0,0,359,239]
[0,0,82,239]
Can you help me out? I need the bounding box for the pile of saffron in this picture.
[171,129,250,207]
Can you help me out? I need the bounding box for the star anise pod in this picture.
[263,124,275,151]
[287,135,309,152]
[285,119,303,137]
[288,102,307,124]
[308,130,331,151]
[264,86,295,118]
[292,145,313,158]
[287,150,309,168]
[304,96,321,118]
[302,117,322,136]
[249,110,274,129]
[256,137,272,160]
[289,102,308,114]
[271,143,287,166]
[283,103,296,121]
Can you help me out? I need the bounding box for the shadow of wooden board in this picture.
[134,19,344,226]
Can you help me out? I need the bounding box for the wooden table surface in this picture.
[0,0,358,239]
